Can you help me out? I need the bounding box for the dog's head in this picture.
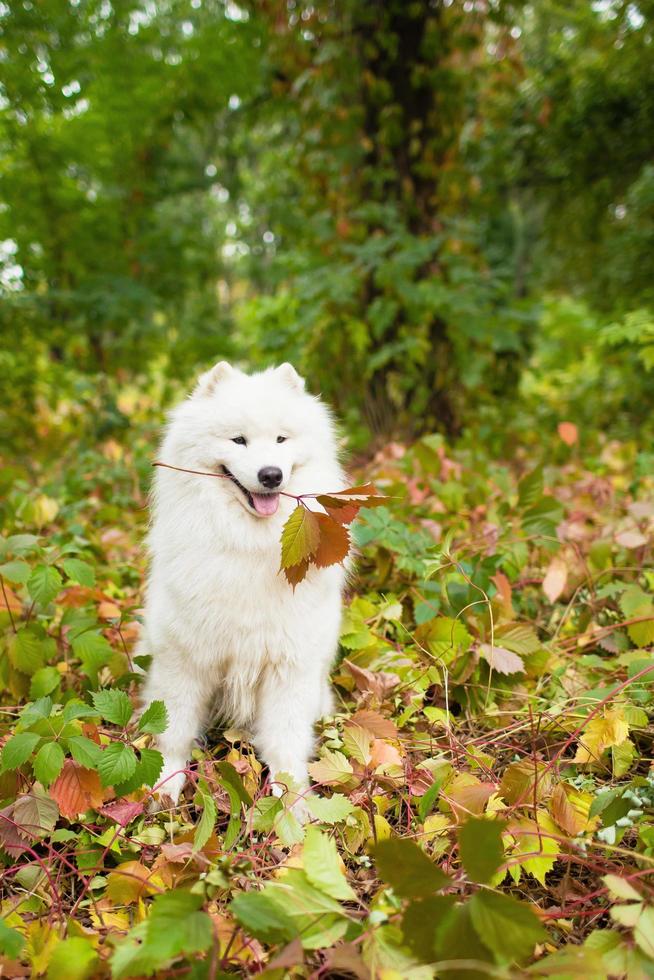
[166,361,338,519]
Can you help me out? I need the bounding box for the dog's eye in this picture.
[276,436,287,444]
[232,436,247,446]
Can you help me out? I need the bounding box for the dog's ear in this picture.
[194,360,233,397]
[277,362,305,391]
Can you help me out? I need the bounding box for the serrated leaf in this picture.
[313,514,350,567]
[92,689,133,727]
[373,837,450,898]
[0,559,30,584]
[10,630,46,676]
[13,790,58,839]
[470,889,546,963]
[138,699,168,735]
[305,793,354,824]
[98,743,137,786]
[45,935,98,980]
[479,643,525,675]
[29,666,60,698]
[114,747,164,794]
[231,891,298,945]
[67,735,103,768]
[27,564,62,605]
[549,782,599,835]
[1,732,41,770]
[0,917,24,959]
[518,467,543,508]
[51,761,104,818]
[574,708,629,764]
[33,740,65,787]
[308,749,353,786]
[280,504,320,569]
[458,817,506,883]
[304,826,356,900]
[62,558,96,587]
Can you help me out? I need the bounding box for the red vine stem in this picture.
[152,460,361,503]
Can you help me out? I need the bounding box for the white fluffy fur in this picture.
[139,361,346,806]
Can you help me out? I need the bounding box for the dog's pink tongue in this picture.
[252,493,280,516]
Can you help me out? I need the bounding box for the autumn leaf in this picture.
[313,514,350,568]
[280,504,321,569]
[557,421,578,446]
[51,760,105,819]
[479,644,525,675]
[542,555,568,603]
[574,708,629,764]
[549,782,599,835]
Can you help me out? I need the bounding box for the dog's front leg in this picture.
[253,660,325,815]
[143,659,208,807]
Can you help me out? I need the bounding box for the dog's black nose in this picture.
[258,466,283,489]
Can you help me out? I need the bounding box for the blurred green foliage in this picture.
[1,0,653,452]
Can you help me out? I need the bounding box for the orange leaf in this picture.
[313,514,350,568]
[51,761,104,819]
[283,559,310,588]
[558,421,578,446]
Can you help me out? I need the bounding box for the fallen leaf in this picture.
[479,644,525,675]
[50,761,105,819]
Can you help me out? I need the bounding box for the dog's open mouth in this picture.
[221,466,280,517]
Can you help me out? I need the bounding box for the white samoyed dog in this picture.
[139,361,347,810]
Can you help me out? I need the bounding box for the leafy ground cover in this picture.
[1,401,654,979]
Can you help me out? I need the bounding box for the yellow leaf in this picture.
[549,782,599,836]
[106,861,160,905]
[574,708,629,764]
[280,505,320,569]
[509,815,560,884]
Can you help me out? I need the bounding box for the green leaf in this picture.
[62,558,96,587]
[114,748,163,795]
[137,700,168,735]
[71,631,112,680]
[0,559,30,583]
[92,689,133,727]
[264,868,349,949]
[29,666,60,698]
[193,781,217,852]
[469,889,546,964]
[67,735,103,768]
[33,740,65,787]
[230,891,298,945]
[1,732,41,770]
[458,818,506,884]
[98,743,137,787]
[0,917,25,959]
[216,760,253,805]
[63,700,99,723]
[373,837,450,898]
[47,936,98,980]
[27,564,62,605]
[403,895,457,962]
[10,630,46,676]
[518,467,543,508]
[305,793,355,824]
[304,826,356,900]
